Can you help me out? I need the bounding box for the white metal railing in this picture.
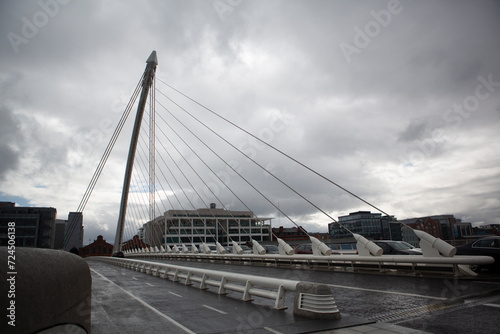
[123,233,495,276]
[123,251,494,276]
[97,257,299,309]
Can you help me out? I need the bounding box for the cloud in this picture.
[1,0,499,244]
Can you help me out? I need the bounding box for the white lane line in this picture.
[202,304,228,314]
[169,292,183,298]
[146,283,154,287]
[264,327,284,334]
[327,284,447,301]
[484,303,500,308]
[132,277,138,280]
[473,281,500,285]
[90,268,196,334]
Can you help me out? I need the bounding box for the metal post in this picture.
[113,51,158,253]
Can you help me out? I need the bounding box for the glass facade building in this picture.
[328,211,399,240]
[0,202,57,248]
[142,204,272,248]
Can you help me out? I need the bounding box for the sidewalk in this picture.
[317,322,432,333]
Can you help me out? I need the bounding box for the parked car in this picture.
[373,240,423,255]
[263,245,279,254]
[294,244,313,254]
[240,245,252,254]
[329,243,357,254]
[112,251,124,258]
[456,236,500,272]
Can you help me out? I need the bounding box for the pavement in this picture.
[88,259,432,334]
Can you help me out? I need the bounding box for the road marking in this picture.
[146,283,154,287]
[169,292,183,298]
[327,284,447,301]
[90,268,196,334]
[264,327,284,334]
[473,281,500,285]
[484,303,500,308]
[202,304,227,314]
[132,277,138,280]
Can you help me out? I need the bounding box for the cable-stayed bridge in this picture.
[58,51,499,334]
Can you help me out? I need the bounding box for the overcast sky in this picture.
[1,0,499,245]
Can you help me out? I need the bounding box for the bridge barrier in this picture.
[124,251,495,276]
[93,257,341,320]
[0,247,91,334]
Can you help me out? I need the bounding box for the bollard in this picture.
[0,247,91,334]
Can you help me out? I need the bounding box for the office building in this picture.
[328,211,399,240]
[143,203,272,248]
[0,202,57,248]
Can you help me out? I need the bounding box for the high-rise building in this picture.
[142,204,272,248]
[328,211,399,240]
[54,212,84,250]
[0,202,57,248]
[399,215,471,243]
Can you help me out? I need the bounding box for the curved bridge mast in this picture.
[113,51,158,253]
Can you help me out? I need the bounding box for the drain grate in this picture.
[297,293,339,314]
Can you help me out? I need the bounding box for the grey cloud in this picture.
[0,106,22,180]
[1,0,499,243]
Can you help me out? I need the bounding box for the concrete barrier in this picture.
[293,282,341,320]
[0,247,91,334]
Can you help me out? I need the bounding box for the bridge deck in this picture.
[88,260,432,333]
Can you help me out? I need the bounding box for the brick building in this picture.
[80,235,113,258]
[122,235,150,251]
[271,226,309,241]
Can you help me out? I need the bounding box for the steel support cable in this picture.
[154,89,354,235]
[153,116,240,246]
[123,181,140,246]
[137,111,172,236]
[63,75,143,248]
[129,177,150,233]
[143,100,176,216]
[155,104,275,243]
[124,190,143,247]
[148,132,219,247]
[153,138,212,246]
[133,146,153,218]
[77,75,143,213]
[151,129,231,247]
[64,78,142,248]
[131,141,152,223]
[154,116,240,236]
[126,183,147,249]
[123,195,142,250]
[154,107,281,242]
[130,177,152,236]
[156,79,393,221]
[65,88,143,248]
[148,76,156,223]
[153,96,307,234]
[150,138,201,246]
[123,193,139,244]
